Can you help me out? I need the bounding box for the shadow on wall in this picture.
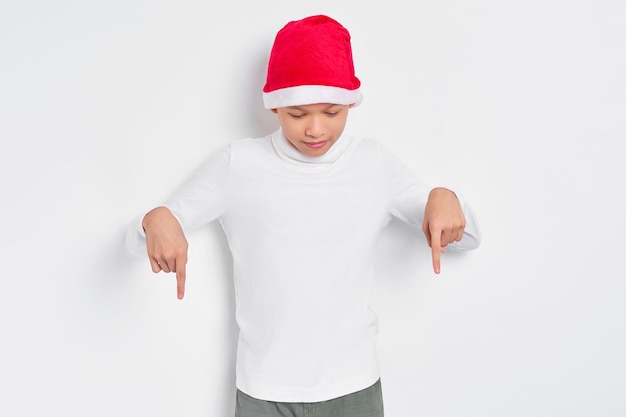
[92,220,237,375]
[227,44,279,138]
[374,218,474,285]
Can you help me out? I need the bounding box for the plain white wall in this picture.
[1,1,624,416]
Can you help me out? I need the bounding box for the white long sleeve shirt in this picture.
[126,129,481,402]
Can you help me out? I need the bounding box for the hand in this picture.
[142,207,189,299]
[422,188,466,274]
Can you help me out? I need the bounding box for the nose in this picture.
[305,116,325,138]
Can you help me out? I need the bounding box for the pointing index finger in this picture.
[431,230,442,274]
[176,261,186,300]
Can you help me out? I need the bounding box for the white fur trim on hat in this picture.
[263,85,363,109]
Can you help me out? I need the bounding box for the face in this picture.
[272,103,353,157]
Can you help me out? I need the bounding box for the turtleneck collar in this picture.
[271,128,350,167]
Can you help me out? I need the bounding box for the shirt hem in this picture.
[236,371,381,403]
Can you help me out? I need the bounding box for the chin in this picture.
[299,141,334,156]
[302,147,330,157]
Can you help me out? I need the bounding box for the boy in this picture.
[126,14,481,416]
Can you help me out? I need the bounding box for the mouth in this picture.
[304,140,329,149]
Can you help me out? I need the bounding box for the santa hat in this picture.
[262,15,363,109]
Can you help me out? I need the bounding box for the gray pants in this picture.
[235,379,384,417]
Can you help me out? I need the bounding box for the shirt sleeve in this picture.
[162,145,230,230]
[382,143,481,252]
[124,144,231,257]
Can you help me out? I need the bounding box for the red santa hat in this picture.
[262,15,363,109]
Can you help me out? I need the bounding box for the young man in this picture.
[127,14,480,416]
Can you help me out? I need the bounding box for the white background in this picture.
[1,1,624,416]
